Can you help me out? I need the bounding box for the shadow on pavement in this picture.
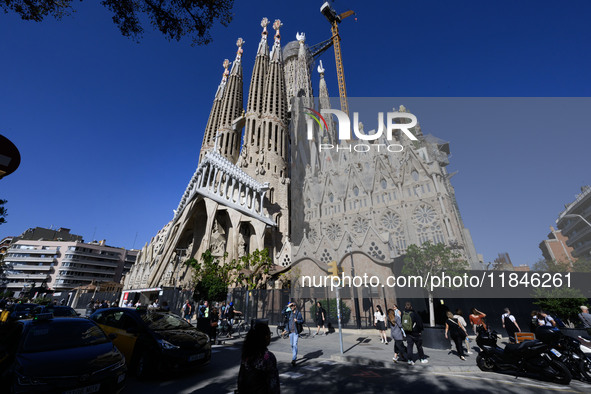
[343,336,370,354]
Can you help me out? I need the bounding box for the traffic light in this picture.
[327,261,339,277]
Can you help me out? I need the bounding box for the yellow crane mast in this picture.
[320,2,355,115]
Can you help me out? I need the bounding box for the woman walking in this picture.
[314,301,327,336]
[237,322,280,394]
[374,305,388,344]
[388,306,406,362]
[445,311,468,360]
[469,307,487,334]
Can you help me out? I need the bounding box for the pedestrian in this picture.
[182,299,192,323]
[374,305,388,344]
[539,311,556,327]
[388,306,407,363]
[579,306,591,335]
[454,309,473,354]
[237,322,280,394]
[314,301,327,336]
[402,302,428,365]
[210,306,219,344]
[287,302,303,366]
[445,311,468,360]
[200,301,209,318]
[530,310,540,331]
[501,308,521,343]
[85,299,94,317]
[469,308,487,334]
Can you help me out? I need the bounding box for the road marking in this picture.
[352,370,382,378]
[280,372,305,379]
[432,373,577,392]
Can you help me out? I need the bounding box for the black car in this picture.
[6,303,39,320]
[0,314,126,393]
[33,305,79,318]
[90,308,211,378]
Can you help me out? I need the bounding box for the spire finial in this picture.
[273,19,282,43]
[236,37,244,60]
[318,60,325,75]
[261,17,269,37]
[296,32,305,43]
[222,58,230,81]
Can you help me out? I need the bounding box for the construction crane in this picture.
[320,2,355,115]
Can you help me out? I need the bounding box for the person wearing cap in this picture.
[579,306,591,335]
[287,302,303,367]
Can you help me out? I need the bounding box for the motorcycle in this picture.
[535,326,591,383]
[475,327,571,385]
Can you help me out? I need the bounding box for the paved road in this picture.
[122,327,591,393]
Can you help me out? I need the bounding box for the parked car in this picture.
[90,307,211,378]
[0,314,126,393]
[33,305,79,318]
[6,303,39,320]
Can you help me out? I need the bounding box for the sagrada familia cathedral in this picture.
[123,18,483,304]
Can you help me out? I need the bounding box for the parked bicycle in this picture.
[276,321,311,339]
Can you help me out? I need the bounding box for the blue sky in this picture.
[1,1,590,266]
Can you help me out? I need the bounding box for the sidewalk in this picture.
[267,326,489,373]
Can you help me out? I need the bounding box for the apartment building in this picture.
[556,186,591,260]
[1,227,137,296]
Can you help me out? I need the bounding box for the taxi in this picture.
[90,308,210,378]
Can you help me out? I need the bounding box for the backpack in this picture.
[402,311,414,332]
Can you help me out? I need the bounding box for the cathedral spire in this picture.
[241,18,270,174]
[217,38,245,162]
[199,59,230,163]
[318,60,336,146]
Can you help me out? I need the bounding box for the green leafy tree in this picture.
[310,298,351,326]
[532,258,571,273]
[403,241,468,327]
[185,248,274,302]
[572,257,591,273]
[185,249,231,302]
[1,0,234,46]
[0,199,7,225]
[533,287,589,327]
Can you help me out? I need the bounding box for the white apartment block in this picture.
[2,238,137,297]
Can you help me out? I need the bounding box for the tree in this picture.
[0,199,6,225]
[533,287,588,327]
[572,257,591,273]
[1,0,234,46]
[185,248,274,302]
[185,249,231,302]
[310,298,351,326]
[402,241,468,327]
[532,258,571,273]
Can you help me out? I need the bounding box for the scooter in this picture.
[535,326,591,383]
[476,327,571,385]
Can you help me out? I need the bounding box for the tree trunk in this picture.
[428,291,435,327]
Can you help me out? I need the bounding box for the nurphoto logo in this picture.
[304,107,419,153]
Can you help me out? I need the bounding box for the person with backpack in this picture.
[388,305,407,363]
[287,302,303,367]
[445,311,468,360]
[501,308,521,343]
[402,302,428,365]
[454,309,473,354]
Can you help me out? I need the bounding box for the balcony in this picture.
[4,272,50,281]
[62,256,119,268]
[4,256,56,263]
[66,249,120,261]
[59,267,115,276]
[8,247,58,255]
[10,264,53,272]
